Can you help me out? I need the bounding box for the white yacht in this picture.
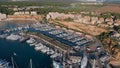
[26,38,35,44]
[6,34,21,41]
[81,54,88,68]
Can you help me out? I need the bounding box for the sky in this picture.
[0,0,120,2]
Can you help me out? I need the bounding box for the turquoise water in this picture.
[0,38,53,68]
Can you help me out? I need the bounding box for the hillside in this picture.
[94,5,120,13]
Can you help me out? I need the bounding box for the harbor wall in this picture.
[7,15,43,21]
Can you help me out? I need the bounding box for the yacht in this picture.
[81,54,88,68]
[6,34,21,41]
[26,38,35,44]
[53,61,63,68]
[35,45,44,51]
[0,34,8,38]
[30,42,37,46]
[0,59,12,68]
[19,37,29,43]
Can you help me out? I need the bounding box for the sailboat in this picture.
[92,59,96,68]
[30,59,33,68]
[81,46,88,68]
[28,58,34,68]
[11,57,33,68]
[11,57,15,68]
[0,59,12,68]
[11,57,18,68]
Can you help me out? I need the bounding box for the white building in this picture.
[46,12,75,20]
[0,13,7,21]
[24,11,30,15]
[14,11,37,15]
[31,11,37,15]
[14,11,30,15]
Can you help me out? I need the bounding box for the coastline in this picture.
[0,18,39,28]
[2,18,38,23]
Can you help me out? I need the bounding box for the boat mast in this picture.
[92,59,95,68]
[11,57,15,68]
[30,59,32,68]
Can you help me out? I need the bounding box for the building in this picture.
[31,11,37,15]
[46,12,75,20]
[0,13,7,21]
[14,12,26,15]
[69,56,82,64]
[116,19,120,25]
[14,11,37,15]
[80,2,103,5]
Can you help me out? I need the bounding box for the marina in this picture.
[0,0,118,68]
[0,22,109,68]
[0,22,66,68]
[31,23,92,47]
[0,22,91,67]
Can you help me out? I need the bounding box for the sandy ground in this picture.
[52,21,107,36]
[95,5,120,14]
[109,60,120,68]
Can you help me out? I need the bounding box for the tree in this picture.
[113,25,120,33]
[64,17,74,22]
[97,31,120,55]
[0,7,14,15]
[100,12,112,23]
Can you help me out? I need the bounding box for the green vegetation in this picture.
[0,1,71,7]
[0,6,14,15]
[64,17,74,22]
[0,1,72,14]
[35,8,74,14]
[100,12,112,19]
[97,31,120,55]
[113,25,120,33]
[97,32,109,41]
[0,1,104,15]
[30,6,85,14]
[100,12,120,20]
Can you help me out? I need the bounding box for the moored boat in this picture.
[0,59,12,68]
